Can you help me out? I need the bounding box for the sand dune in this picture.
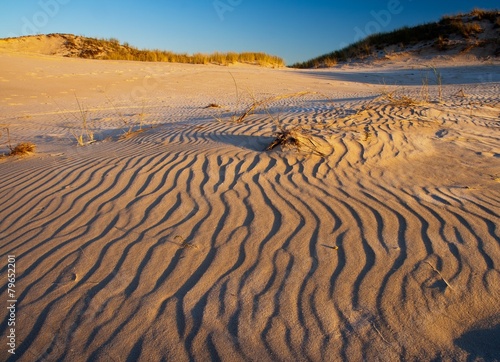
[1,52,499,361]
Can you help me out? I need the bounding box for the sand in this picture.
[1,50,499,361]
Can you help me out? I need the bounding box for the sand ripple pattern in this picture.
[1,83,499,361]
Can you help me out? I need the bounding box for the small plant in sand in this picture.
[121,101,148,139]
[376,66,445,107]
[379,90,419,107]
[107,96,148,139]
[209,73,315,124]
[208,74,331,156]
[210,73,243,123]
[429,65,443,103]
[266,126,329,157]
[425,261,454,291]
[234,91,313,123]
[362,130,372,142]
[455,88,467,98]
[72,95,95,146]
[9,142,36,156]
[420,75,430,103]
[1,127,36,157]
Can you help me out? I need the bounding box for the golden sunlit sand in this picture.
[1,46,499,361]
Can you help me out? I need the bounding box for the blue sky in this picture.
[1,1,498,64]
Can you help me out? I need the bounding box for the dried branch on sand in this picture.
[204,103,223,109]
[266,126,330,157]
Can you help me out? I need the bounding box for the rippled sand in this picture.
[1,51,499,361]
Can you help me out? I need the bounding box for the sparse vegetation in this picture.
[421,75,430,103]
[209,73,317,124]
[470,8,499,21]
[377,66,445,106]
[266,126,328,157]
[42,34,285,67]
[210,89,315,124]
[430,66,444,103]
[106,97,149,139]
[1,127,36,157]
[379,91,419,107]
[233,91,313,123]
[205,76,330,156]
[103,47,285,67]
[8,142,36,156]
[362,130,372,142]
[71,95,95,146]
[175,235,199,250]
[205,103,223,109]
[291,9,499,68]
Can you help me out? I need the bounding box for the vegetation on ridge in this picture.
[2,33,285,67]
[92,36,285,67]
[291,9,500,68]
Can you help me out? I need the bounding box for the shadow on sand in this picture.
[454,324,500,362]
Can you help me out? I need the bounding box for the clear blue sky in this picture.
[1,1,498,64]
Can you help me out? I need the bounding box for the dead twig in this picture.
[425,261,453,291]
[371,322,391,344]
[204,103,223,109]
[4,127,13,152]
[175,235,198,250]
[266,126,328,157]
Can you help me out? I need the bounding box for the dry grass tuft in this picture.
[8,142,36,156]
[205,103,223,109]
[266,126,329,157]
[234,91,313,123]
[1,127,35,157]
[106,96,149,140]
[379,91,419,107]
[208,74,316,124]
[120,128,145,140]
[72,95,95,146]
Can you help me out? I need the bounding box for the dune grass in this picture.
[71,95,95,146]
[59,35,285,67]
[105,96,149,139]
[291,9,499,68]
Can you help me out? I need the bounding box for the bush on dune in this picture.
[291,9,499,68]
[73,36,285,67]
